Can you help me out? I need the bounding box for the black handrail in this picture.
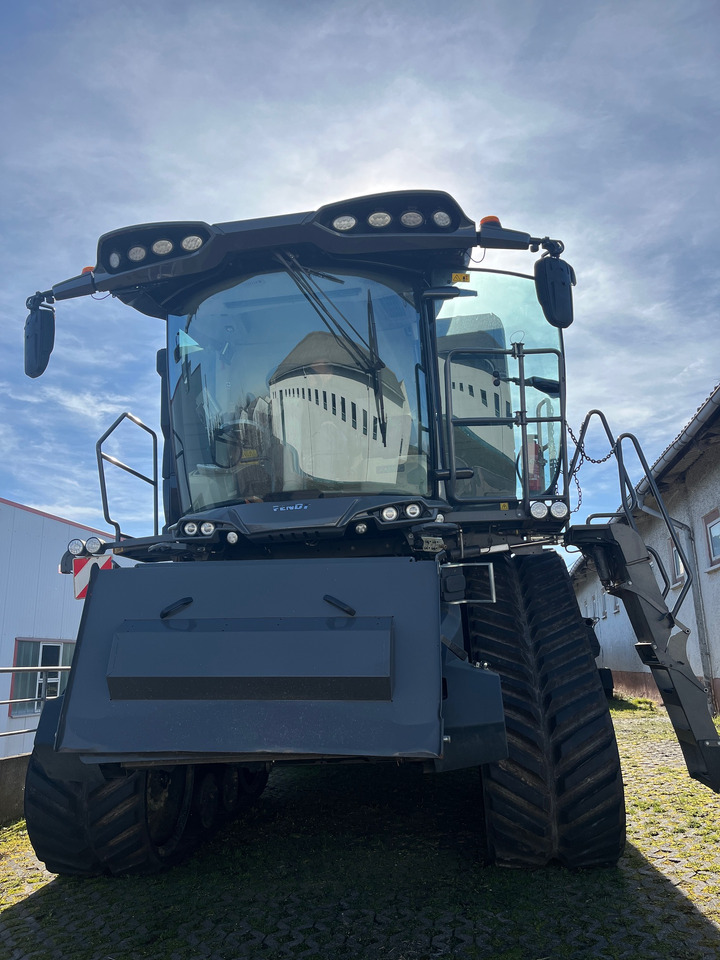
[569,410,693,620]
[96,412,158,539]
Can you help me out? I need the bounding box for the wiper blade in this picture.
[275,252,374,374]
[276,252,389,445]
[366,290,387,447]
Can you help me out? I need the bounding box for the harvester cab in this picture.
[22,190,719,877]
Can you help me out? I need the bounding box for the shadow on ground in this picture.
[2,762,719,959]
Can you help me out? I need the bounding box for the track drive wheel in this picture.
[468,550,625,868]
[24,753,196,876]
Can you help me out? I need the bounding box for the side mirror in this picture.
[24,297,55,378]
[534,257,576,329]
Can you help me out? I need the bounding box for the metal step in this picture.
[636,639,720,790]
[568,523,720,793]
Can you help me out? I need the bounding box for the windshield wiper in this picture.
[275,252,372,372]
[276,252,388,444]
[366,290,387,446]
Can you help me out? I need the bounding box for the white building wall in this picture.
[0,499,111,757]
[572,446,719,704]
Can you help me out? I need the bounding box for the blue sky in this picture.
[1,0,718,537]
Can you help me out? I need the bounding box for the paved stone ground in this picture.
[1,706,719,960]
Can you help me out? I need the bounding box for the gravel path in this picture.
[1,705,719,960]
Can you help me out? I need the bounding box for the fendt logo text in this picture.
[272,504,310,512]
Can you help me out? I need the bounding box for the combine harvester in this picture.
[22,190,720,874]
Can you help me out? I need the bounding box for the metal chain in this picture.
[566,422,616,466]
[566,421,616,514]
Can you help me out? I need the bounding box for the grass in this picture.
[1,702,720,959]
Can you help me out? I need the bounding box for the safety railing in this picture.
[568,409,693,621]
[0,666,72,740]
[96,411,158,540]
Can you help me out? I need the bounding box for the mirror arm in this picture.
[26,290,55,311]
[529,237,565,257]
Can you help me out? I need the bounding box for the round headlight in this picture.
[68,539,85,556]
[436,513,445,524]
[183,521,198,536]
[530,501,549,520]
[381,506,399,522]
[400,210,423,228]
[200,522,215,536]
[85,537,104,555]
[368,211,392,228]
[355,522,368,535]
[127,245,147,262]
[181,235,204,251]
[432,211,452,228]
[108,252,121,269]
[550,501,569,519]
[332,215,357,232]
[404,503,422,519]
[226,531,239,544]
[152,239,173,256]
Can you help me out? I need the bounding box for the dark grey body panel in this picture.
[59,558,446,762]
[433,654,507,772]
[107,616,394,701]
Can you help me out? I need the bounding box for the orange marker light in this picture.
[480,216,501,226]
[81,266,95,274]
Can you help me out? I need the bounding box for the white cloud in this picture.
[2,0,718,528]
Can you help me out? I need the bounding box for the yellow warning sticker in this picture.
[452,273,470,283]
[500,502,509,511]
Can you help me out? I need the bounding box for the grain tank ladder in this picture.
[565,410,720,792]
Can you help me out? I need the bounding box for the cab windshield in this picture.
[435,269,564,502]
[167,265,431,511]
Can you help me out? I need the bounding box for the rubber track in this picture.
[25,759,269,876]
[85,771,189,875]
[24,755,103,877]
[24,762,182,876]
[468,550,625,868]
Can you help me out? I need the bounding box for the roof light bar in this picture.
[400,210,423,228]
[332,215,357,232]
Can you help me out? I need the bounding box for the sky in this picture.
[1,0,718,540]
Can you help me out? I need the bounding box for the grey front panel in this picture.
[107,617,393,701]
[58,558,442,761]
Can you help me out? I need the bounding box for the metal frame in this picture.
[0,665,72,738]
[96,412,159,539]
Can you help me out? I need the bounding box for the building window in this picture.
[670,541,685,584]
[323,390,327,410]
[362,409,368,436]
[481,389,488,406]
[468,384,474,397]
[341,397,346,422]
[494,393,500,417]
[331,393,336,416]
[315,389,319,405]
[505,401,512,418]
[703,509,720,567]
[373,416,378,440]
[351,402,357,429]
[10,640,74,717]
[459,382,464,392]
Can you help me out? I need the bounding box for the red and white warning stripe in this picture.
[73,556,114,599]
